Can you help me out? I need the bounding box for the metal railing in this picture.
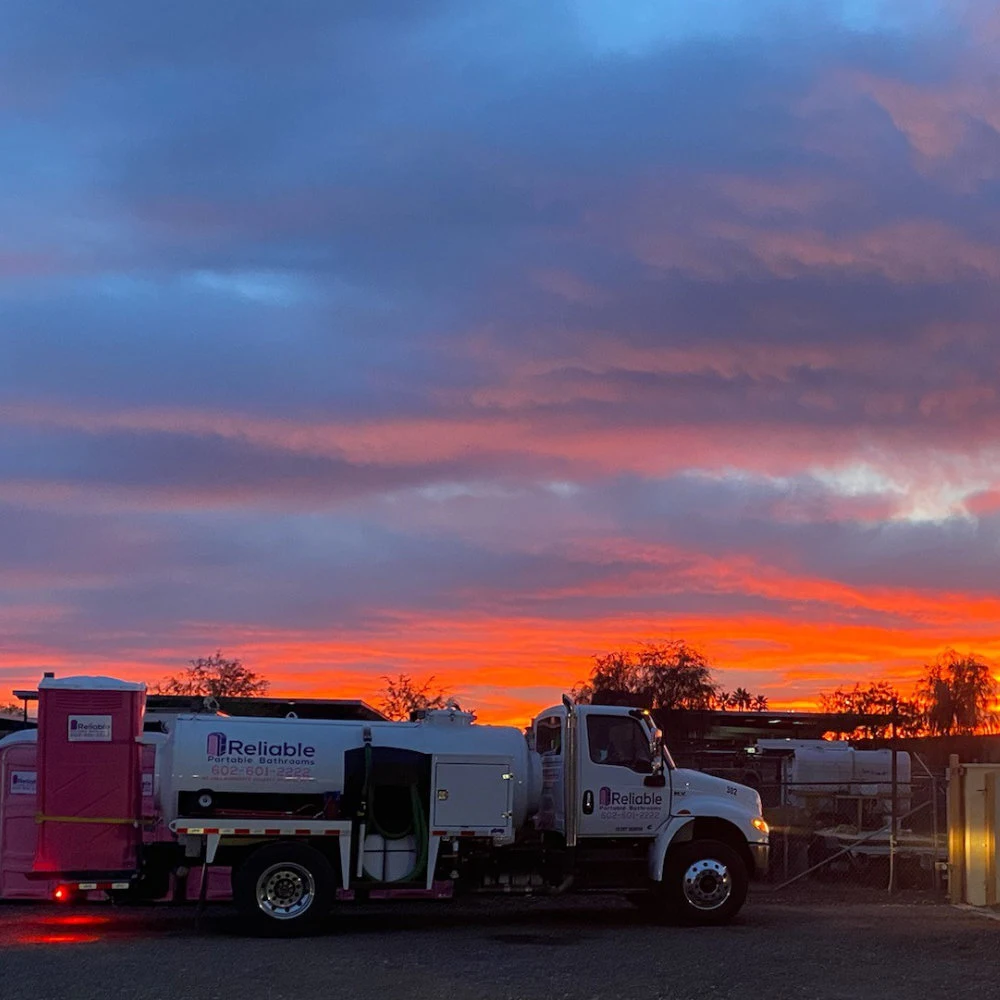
[749,768,947,894]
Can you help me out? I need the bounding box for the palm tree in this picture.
[730,687,754,711]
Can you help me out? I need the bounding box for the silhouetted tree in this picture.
[377,673,452,721]
[729,687,754,711]
[0,700,23,718]
[819,681,922,739]
[917,650,998,735]
[713,689,733,711]
[574,643,770,712]
[156,651,269,698]
[573,641,717,710]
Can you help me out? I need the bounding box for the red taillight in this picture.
[53,885,69,902]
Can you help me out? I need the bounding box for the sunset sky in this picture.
[3,1,1000,724]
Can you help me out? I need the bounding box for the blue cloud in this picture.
[2,0,1000,703]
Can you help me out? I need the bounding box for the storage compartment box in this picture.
[432,757,513,834]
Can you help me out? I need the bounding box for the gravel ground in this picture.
[1,893,996,1000]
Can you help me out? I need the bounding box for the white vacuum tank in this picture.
[156,711,541,828]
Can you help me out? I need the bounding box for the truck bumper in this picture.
[748,841,769,879]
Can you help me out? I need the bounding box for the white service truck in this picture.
[144,696,768,931]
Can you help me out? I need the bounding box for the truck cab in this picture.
[531,701,769,923]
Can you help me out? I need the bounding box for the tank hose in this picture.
[367,783,415,840]
[361,744,429,882]
[408,784,429,881]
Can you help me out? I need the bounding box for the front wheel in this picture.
[233,843,335,935]
[662,839,748,925]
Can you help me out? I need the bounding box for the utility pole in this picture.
[889,698,899,894]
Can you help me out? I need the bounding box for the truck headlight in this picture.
[751,817,769,835]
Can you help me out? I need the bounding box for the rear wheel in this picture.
[662,839,748,925]
[233,843,335,935]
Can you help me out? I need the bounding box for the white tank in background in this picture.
[754,739,911,821]
[786,743,856,794]
[851,748,911,814]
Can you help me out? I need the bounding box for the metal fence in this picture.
[678,749,948,895]
[755,766,947,894]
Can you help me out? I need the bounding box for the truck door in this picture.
[532,713,565,834]
[577,712,669,838]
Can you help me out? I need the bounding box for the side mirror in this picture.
[643,773,666,787]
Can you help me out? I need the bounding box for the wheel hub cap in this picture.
[682,858,732,910]
[256,863,316,920]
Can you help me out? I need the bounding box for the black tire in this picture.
[662,839,748,925]
[232,842,335,935]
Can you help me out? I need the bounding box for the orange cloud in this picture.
[6,562,1000,727]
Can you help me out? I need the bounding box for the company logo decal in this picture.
[10,770,36,795]
[597,785,664,832]
[598,786,663,809]
[67,715,113,742]
[204,730,318,782]
[205,732,316,760]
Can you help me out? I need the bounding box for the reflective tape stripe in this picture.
[174,823,346,837]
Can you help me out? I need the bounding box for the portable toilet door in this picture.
[948,758,1000,907]
[33,676,146,879]
[0,731,56,900]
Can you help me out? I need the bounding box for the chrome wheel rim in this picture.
[255,862,316,920]
[682,858,732,910]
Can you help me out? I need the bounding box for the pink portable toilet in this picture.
[0,731,57,899]
[33,676,146,879]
